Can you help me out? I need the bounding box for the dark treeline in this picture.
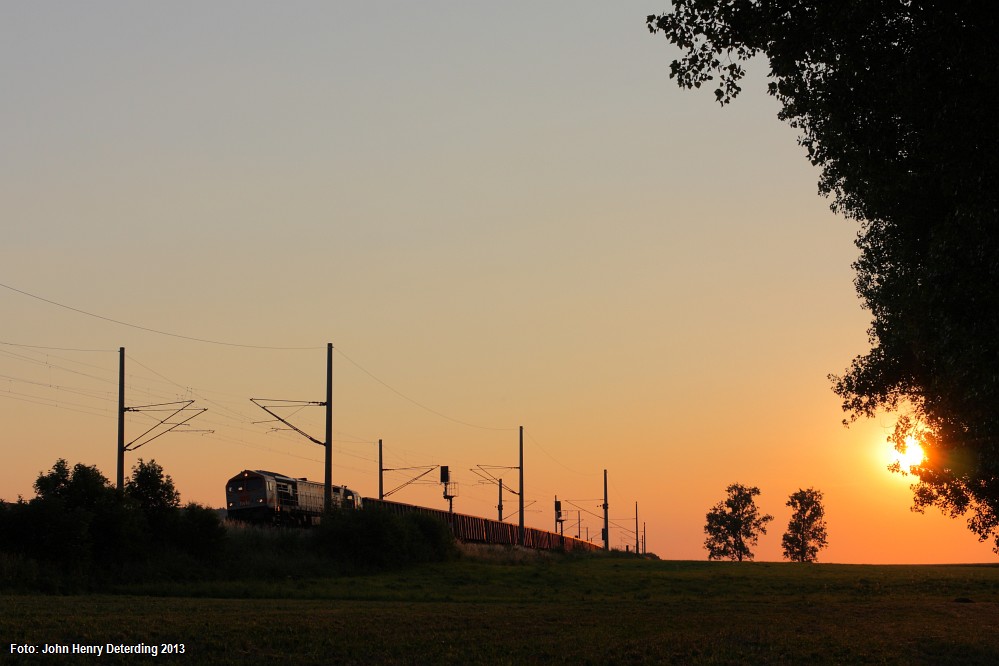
[0,459,456,593]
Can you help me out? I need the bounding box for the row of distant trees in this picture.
[704,484,828,563]
[0,458,225,590]
[0,458,457,592]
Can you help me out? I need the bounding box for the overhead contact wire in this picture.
[0,281,320,350]
[333,346,516,432]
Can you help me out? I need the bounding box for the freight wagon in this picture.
[362,497,601,553]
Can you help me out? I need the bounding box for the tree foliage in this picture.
[0,459,222,591]
[649,2,999,550]
[704,483,773,561]
[781,488,828,563]
[33,458,116,509]
[125,458,180,516]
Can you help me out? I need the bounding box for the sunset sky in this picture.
[2,2,994,563]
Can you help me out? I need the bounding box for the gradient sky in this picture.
[2,2,994,563]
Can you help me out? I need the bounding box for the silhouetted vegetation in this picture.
[314,505,458,572]
[0,459,455,593]
[649,3,999,551]
[782,487,829,563]
[704,483,773,561]
[0,460,225,592]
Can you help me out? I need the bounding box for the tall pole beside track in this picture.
[498,477,503,521]
[324,342,333,511]
[519,426,524,546]
[635,501,640,554]
[603,469,609,551]
[117,347,125,491]
[114,346,204,492]
[378,438,384,500]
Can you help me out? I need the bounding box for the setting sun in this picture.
[893,436,926,471]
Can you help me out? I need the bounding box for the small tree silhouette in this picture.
[124,459,180,532]
[704,483,773,561]
[782,487,828,562]
[33,458,116,509]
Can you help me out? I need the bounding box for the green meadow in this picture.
[4,552,999,664]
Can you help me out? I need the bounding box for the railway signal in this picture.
[441,465,457,512]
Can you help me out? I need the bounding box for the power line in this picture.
[2,290,513,435]
[1,304,537,490]
[563,499,605,522]
[0,372,114,401]
[525,430,593,477]
[127,353,256,425]
[121,356,370,454]
[0,388,115,419]
[0,367,377,478]
[0,348,350,468]
[0,340,116,353]
[0,349,119,386]
[0,281,321,350]
[333,346,516,432]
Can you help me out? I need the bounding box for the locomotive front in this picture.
[225,470,275,521]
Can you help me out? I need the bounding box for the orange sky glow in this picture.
[1,2,995,564]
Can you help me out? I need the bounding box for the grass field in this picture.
[4,552,999,664]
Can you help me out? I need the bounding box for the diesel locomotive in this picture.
[225,469,360,525]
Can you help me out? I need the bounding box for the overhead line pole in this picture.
[250,343,330,508]
[519,426,524,546]
[325,342,333,511]
[116,347,204,491]
[603,469,609,551]
[378,438,384,500]
[635,501,640,554]
[117,347,125,491]
[498,477,503,521]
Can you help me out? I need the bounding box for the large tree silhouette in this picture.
[704,483,773,561]
[649,2,999,550]
[782,488,828,563]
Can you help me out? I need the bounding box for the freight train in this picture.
[362,497,600,553]
[224,470,599,552]
[225,469,360,526]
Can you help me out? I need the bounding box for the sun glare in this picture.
[892,436,925,471]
